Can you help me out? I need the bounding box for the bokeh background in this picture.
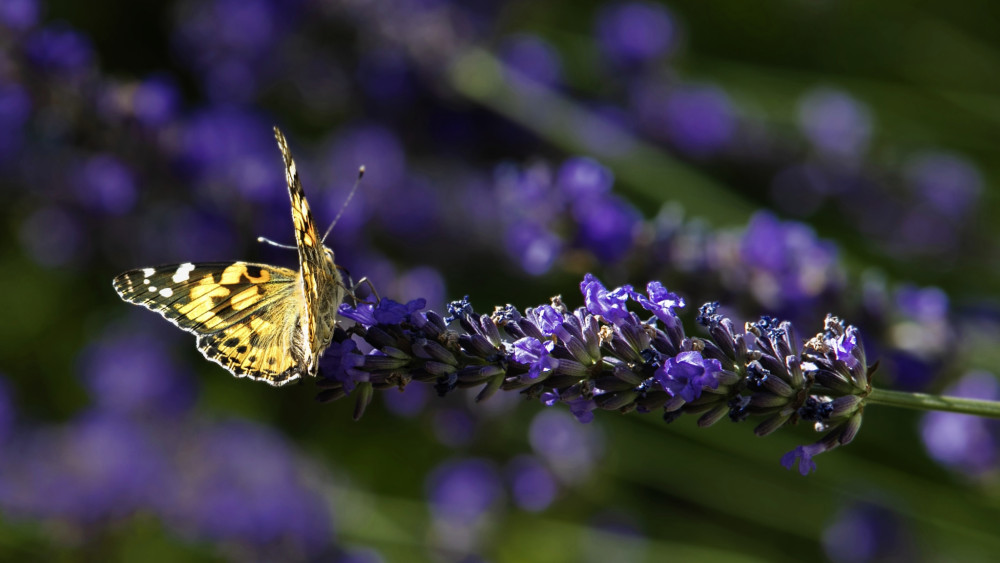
[2,0,1000,560]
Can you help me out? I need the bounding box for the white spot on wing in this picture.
[148,286,157,292]
[173,263,195,283]
[159,288,173,298]
[143,268,156,278]
[143,279,150,285]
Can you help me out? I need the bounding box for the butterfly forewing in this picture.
[274,127,345,376]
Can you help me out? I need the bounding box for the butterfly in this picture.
[113,127,347,386]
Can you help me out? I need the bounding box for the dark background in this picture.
[1,0,998,560]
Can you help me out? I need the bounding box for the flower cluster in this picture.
[319,274,875,475]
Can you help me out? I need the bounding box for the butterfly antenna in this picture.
[257,236,298,250]
[322,165,365,243]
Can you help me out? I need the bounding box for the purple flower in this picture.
[635,281,685,327]
[528,305,565,337]
[76,154,138,215]
[832,328,861,371]
[511,337,558,379]
[566,397,597,424]
[556,157,614,199]
[797,87,872,160]
[596,2,676,65]
[780,443,824,476]
[0,0,39,31]
[427,458,502,523]
[319,339,367,393]
[24,23,94,72]
[921,372,1000,476]
[500,34,563,89]
[580,273,633,325]
[655,351,722,402]
[507,456,558,512]
[338,298,426,327]
[661,84,735,156]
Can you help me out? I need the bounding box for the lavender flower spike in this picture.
[319,274,896,474]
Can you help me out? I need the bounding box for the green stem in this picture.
[866,387,1000,418]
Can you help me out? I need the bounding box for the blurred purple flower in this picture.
[596,2,676,65]
[133,74,181,127]
[572,194,641,262]
[556,157,614,199]
[797,87,873,160]
[500,34,563,89]
[661,84,735,156]
[24,23,94,72]
[823,503,915,563]
[740,211,839,306]
[178,108,283,203]
[507,455,557,512]
[895,285,948,323]
[903,151,982,219]
[654,350,722,402]
[529,409,603,483]
[383,383,431,417]
[505,220,562,275]
[19,206,88,268]
[76,154,138,215]
[427,458,502,523]
[0,412,168,522]
[0,0,39,31]
[921,372,1000,476]
[78,329,196,416]
[164,419,332,555]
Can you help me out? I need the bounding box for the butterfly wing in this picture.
[113,262,308,385]
[274,127,345,376]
